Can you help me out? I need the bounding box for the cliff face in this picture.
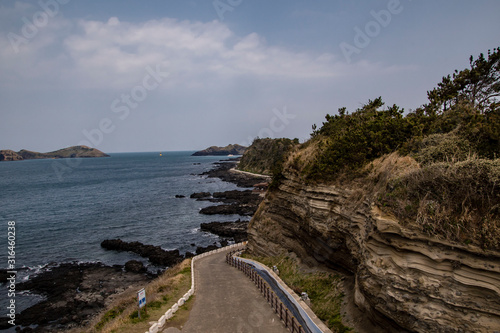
[248,173,500,332]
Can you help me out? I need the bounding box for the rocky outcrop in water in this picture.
[100,239,184,267]
[192,144,247,156]
[200,220,248,242]
[200,160,269,187]
[248,173,500,333]
[0,263,151,332]
[191,189,264,216]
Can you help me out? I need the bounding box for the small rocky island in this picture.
[191,144,246,156]
[0,145,109,161]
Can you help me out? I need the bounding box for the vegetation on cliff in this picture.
[191,144,247,156]
[279,47,500,249]
[237,137,299,176]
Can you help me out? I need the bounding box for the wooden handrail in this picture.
[227,251,308,333]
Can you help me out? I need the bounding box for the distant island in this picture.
[0,146,110,161]
[192,144,247,156]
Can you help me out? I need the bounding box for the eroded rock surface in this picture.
[0,263,151,332]
[200,220,248,242]
[248,174,500,333]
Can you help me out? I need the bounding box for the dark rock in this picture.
[195,245,219,255]
[200,159,269,188]
[10,262,151,332]
[0,269,9,284]
[175,194,186,198]
[195,189,263,217]
[200,220,249,242]
[101,239,184,267]
[190,192,211,199]
[199,204,257,216]
[124,260,146,273]
[212,190,261,204]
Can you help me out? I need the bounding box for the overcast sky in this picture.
[1,0,499,153]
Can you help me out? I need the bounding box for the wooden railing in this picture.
[226,250,307,333]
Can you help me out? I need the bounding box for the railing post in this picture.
[225,249,309,333]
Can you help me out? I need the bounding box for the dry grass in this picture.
[289,146,500,250]
[379,157,500,249]
[83,259,193,333]
[284,138,323,177]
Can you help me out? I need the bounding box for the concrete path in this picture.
[173,247,288,333]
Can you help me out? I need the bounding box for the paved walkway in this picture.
[171,247,288,333]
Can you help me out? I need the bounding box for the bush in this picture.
[303,98,412,181]
[238,137,299,176]
[411,130,473,164]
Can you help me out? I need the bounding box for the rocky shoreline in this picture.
[1,158,267,332]
[200,159,268,187]
[0,263,152,332]
[200,220,249,243]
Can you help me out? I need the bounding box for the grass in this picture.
[241,253,352,333]
[85,259,193,333]
[379,157,500,249]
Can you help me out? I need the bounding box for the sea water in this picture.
[0,152,244,313]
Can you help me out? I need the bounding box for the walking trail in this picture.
[163,247,288,333]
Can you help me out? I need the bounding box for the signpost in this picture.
[138,288,146,318]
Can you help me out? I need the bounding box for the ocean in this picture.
[0,152,244,313]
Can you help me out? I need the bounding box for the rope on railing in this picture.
[226,251,306,333]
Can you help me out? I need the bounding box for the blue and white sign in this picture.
[138,288,146,308]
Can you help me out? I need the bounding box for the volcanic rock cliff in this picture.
[248,172,500,332]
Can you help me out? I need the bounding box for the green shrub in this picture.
[304,98,412,180]
[411,130,473,164]
[239,137,299,176]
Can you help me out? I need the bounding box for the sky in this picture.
[0,0,499,153]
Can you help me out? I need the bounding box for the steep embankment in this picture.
[248,164,500,332]
[0,145,109,161]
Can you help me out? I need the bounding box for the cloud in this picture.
[0,11,350,91]
[0,3,422,153]
[0,3,419,93]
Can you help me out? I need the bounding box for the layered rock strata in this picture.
[248,174,500,333]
